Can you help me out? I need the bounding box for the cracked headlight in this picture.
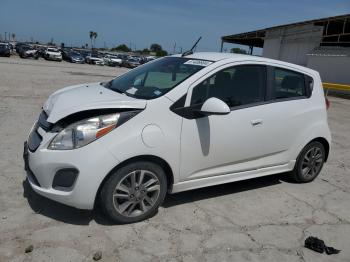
[48,113,120,150]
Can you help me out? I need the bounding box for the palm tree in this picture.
[89,31,94,49]
[93,32,98,48]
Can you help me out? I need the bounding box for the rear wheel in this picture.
[99,161,167,224]
[290,141,325,183]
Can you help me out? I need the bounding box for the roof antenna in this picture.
[182,36,202,57]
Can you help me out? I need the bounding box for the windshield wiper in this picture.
[102,81,135,97]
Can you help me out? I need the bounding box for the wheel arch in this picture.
[308,137,330,162]
[94,155,174,207]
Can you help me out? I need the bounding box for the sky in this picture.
[1,0,349,54]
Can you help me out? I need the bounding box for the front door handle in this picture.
[251,119,263,126]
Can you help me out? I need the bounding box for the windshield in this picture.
[71,52,82,56]
[91,53,102,58]
[104,57,211,99]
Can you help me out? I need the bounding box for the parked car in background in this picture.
[80,50,90,60]
[19,45,39,59]
[103,54,122,67]
[23,52,331,223]
[123,57,141,68]
[36,47,47,59]
[15,42,28,54]
[0,43,11,57]
[64,51,85,63]
[44,48,62,61]
[85,52,104,65]
[145,56,156,63]
[61,49,70,61]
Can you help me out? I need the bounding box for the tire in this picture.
[99,161,167,224]
[290,141,325,183]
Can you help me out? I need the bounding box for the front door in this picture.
[179,64,274,181]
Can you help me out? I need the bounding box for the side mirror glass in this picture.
[200,97,230,115]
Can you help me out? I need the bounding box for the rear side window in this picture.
[273,67,308,99]
[191,65,266,107]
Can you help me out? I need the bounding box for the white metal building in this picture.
[221,14,350,85]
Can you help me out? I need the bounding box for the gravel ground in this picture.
[0,56,349,262]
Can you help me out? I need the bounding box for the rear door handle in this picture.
[251,119,263,126]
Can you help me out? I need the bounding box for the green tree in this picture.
[142,48,150,53]
[89,31,94,48]
[150,43,162,53]
[111,44,131,52]
[93,32,98,47]
[230,48,247,54]
[156,50,168,57]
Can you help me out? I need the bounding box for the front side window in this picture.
[104,57,210,99]
[273,67,307,99]
[191,65,266,107]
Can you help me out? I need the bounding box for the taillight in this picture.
[325,97,330,110]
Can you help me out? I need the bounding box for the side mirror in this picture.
[200,97,230,115]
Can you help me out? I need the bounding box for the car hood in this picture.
[88,57,103,61]
[43,82,147,123]
[47,51,61,55]
[109,58,122,62]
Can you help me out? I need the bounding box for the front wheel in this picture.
[290,141,325,183]
[99,161,167,224]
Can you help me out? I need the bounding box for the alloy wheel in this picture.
[112,170,161,217]
[301,147,324,178]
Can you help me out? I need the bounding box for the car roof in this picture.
[171,52,248,61]
[171,52,318,75]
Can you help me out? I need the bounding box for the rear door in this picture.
[259,65,314,163]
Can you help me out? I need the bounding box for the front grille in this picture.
[28,111,51,152]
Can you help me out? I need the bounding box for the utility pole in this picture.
[5,32,7,41]
[173,42,176,54]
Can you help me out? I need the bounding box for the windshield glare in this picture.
[104,57,210,99]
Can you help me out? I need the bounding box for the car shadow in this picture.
[23,173,287,226]
[162,174,285,208]
[22,179,113,226]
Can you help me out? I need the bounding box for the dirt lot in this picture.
[0,57,349,262]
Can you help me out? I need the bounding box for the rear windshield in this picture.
[104,57,212,99]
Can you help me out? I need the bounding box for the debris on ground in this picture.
[93,251,102,261]
[304,236,341,255]
[24,245,34,253]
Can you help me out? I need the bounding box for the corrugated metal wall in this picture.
[307,55,350,85]
[262,24,323,66]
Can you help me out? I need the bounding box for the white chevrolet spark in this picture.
[24,52,331,223]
